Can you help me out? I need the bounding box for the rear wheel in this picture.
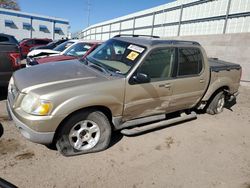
[206,91,225,115]
[56,110,112,156]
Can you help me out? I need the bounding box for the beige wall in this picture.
[164,33,250,85]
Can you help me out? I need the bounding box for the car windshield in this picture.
[46,41,57,47]
[53,41,74,52]
[87,39,146,75]
[63,42,93,57]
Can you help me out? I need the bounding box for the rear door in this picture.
[169,47,209,111]
[123,47,176,121]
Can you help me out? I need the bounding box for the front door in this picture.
[123,48,175,121]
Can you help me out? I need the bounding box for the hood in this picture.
[14,60,107,92]
[36,55,76,64]
[27,49,60,57]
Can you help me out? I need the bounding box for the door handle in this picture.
[200,78,205,83]
[159,83,171,88]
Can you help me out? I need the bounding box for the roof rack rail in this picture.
[113,34,160,39]
[169,40,200,46]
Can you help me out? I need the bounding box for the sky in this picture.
[19,0,174,33]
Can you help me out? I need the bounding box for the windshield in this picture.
[64,42,93,57]
[53,41,74,52]
[87,39,146,75]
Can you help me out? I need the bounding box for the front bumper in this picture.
[7,100,55,145]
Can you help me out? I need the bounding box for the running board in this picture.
[121,111,197,136]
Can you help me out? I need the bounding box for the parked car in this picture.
[19,38,52,58]
[0,33,19,44]
[29,39,68,51]
[26,40,102,66]
[0,34,21,86]
[7,35,241,156]
[26,40,78,61]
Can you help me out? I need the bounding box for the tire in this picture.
[0,123,3,138]
[206,91,225,115]
[56,110,111,156]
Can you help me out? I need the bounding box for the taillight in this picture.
[9,52,21,69]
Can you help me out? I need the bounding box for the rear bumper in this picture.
[7,100,55,145]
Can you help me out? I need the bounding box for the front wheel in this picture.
[206,91,225,115]
[56,110,112,156]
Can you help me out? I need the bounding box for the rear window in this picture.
[35,40,50,45]
[64,43,93,57]
[25,40,34,45]
[0,36,9,42]
[177,48,203,76]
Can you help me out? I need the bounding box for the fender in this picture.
[51,93,123,117]
[202,76,233,101]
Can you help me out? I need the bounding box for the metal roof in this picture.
[113,36,200,47]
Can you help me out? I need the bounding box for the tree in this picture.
[0,0,20,11]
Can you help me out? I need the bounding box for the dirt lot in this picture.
[0,86,250,188]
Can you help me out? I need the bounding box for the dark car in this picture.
[0,34,21,86]
[30,39,68,51]
[27,41,102,66]
[0,33,19,44]
[19,38,52,58]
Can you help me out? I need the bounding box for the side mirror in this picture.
[133,73,150,84]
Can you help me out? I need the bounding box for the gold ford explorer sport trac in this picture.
[7,35,241,156]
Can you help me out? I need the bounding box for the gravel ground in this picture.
[0,86,250,188]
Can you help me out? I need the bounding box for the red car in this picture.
[26,41,102,66]
[20,38,52,58]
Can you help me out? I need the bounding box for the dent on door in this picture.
[123,82,173,121]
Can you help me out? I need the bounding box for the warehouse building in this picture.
[0,7,69,40]
[79,0,250,39]
[78,0,250,84]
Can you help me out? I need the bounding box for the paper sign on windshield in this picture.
[128,45,145,53]
[127,51,139,61]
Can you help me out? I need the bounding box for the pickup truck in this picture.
[0,33,21,86]
[7,35,241,156]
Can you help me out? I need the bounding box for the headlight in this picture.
[21,94,53,116]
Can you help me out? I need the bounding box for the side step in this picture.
[121,111,197,136]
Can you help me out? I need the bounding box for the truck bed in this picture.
[209,58,241,72]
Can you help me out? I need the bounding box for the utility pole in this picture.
[87,0,90,27]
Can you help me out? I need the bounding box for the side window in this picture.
[0,36,9,42]
[177,48,203,76]
[138,48,175,81]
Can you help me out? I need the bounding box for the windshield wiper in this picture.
[89,63,110,74]
[85,57,112,75]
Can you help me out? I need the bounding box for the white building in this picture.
[0,8,70,40]
[78,0,250,40]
